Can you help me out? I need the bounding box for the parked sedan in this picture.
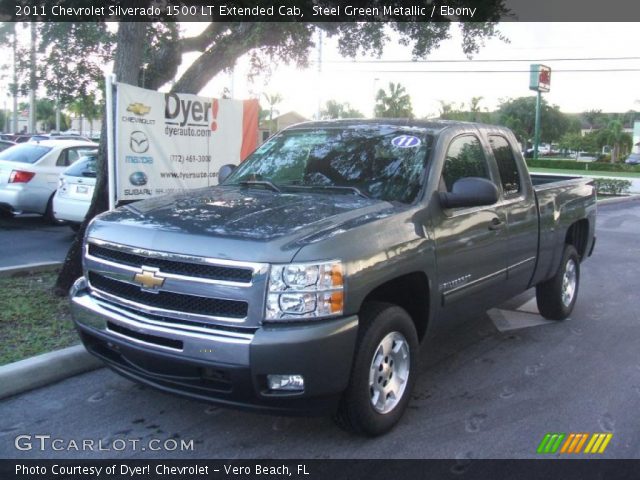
[53,155,97,230]
[0,140,16,152]
[0,140,97,221]
[625,153,640,165]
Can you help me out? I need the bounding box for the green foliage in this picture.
[320,100,364,120]
[592,178,632,196]
[497,96,572,146]
[526,158,640,173]
[374,82,414,118]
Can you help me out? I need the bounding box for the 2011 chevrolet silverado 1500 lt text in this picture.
[70,120,596,435]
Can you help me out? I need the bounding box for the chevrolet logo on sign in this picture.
[127,103,151,116]
[133,268,165,291]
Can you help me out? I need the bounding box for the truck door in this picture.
[487,133,538,294]
[433,132,508,311]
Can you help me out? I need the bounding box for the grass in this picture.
[529,167,640,179]
[0,270,78,365]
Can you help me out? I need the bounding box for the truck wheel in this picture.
[536,244,580,321]
[334,302,418,436]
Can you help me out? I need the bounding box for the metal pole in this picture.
[28,23,36,133]
[534,91,541,160]
[316,29,322,120]
[105,73,117,211]
[12,26,18,133]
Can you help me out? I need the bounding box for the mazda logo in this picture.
[130,131,149,153]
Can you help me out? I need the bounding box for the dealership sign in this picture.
[529,64,551,93]
[114,83,259,201]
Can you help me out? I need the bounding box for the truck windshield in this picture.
[224,126,433,204]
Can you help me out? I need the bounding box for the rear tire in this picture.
[334,302,418,436]
[44,195,65,225]
[536,245,580,321]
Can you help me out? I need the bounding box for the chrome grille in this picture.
[83,238,269,328]
[89,272,248,319]
[88,243,253,283]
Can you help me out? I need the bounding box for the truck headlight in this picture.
[265,261,344,321]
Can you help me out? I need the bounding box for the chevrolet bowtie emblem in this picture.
[133,268,165,290]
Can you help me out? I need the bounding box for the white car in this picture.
[0,140,97,221]
[53,155,97,230]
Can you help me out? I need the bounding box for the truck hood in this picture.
[89,186,395,263]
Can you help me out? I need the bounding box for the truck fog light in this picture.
[267,374,305,392]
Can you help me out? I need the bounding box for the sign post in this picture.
[105,72,117,211]
[529,64,551,160]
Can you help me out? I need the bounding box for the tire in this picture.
[44,195,65,225]
[334,302,418,436]
[536,244,580,321]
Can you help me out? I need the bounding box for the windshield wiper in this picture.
[237,180,282,193]
[286,184,370,199]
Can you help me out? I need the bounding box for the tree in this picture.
[54,23,146,294]
[374,82,414,118]
[262,92,283,133]
[598,120,632,163]
[320,100,364,119]
[54,15,509,293]
[497,96,571,147]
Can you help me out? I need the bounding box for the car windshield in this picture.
[64,155,98,177]
[0,143,51,164]
[224,126,433,204]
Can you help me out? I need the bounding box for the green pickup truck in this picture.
[70,120,596,436]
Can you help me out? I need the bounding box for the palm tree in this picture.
[262,92,283,134]
[374,82,413,118]
[600,120,632,163]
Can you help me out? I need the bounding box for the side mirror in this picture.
[439,177,499,209]
[218,164,236,184]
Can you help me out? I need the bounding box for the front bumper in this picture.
[70,278,359,415]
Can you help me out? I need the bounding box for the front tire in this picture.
[334,302,418,436]
[536,244,580,320]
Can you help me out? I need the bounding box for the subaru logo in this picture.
[129,171,148,186]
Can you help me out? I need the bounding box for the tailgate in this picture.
[59,175,95,200]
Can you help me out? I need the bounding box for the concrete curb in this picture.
[597,194,640,206]
[0,261,63,278]
[0,345,103,400]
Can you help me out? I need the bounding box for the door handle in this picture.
[488,217,505,231]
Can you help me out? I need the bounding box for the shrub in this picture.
[526,159,640,173]
[592,178,632,196]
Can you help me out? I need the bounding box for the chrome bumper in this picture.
[70,277,359,413]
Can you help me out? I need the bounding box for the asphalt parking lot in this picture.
[0,200,639,459]
[0,215,74,268]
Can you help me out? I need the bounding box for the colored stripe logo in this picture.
[537,433,613,454]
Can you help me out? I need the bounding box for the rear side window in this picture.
[56,147,96,167]
[489,135,522,197]
[441,135,490,192]
[64,157,97,177]
[0,144,51,164]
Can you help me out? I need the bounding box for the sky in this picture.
[182,22,640,119]
[2,22,639,120]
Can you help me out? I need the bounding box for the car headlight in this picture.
[265,261,344,321]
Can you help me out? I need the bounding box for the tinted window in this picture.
[226,127,433,204]
[0,144,51,164]
[56,147,96,167]
[64,156,97,177]
[441,135,490,192]
[489,135,521,197]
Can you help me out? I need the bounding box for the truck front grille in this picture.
[88,244,253,284]
[89,272,248,319]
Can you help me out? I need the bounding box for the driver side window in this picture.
[441,135,491,192]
